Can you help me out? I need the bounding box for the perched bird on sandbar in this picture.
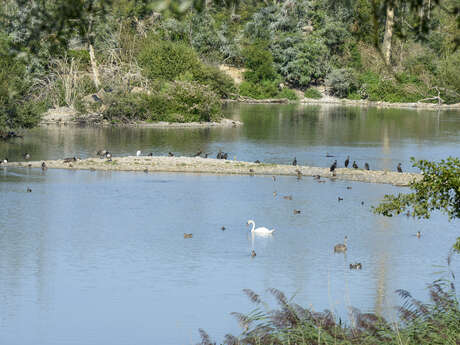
[41,162,47,170]
[334,236,348,253]
[23,153,30,160]
[352,161,358,169]
[168,152,174,157]
[63,157,77,163]
[148,152,153,156]
[136,150,141,157]
[330,160,337,173]
[251,250,256,257]
[364,162,370,170]
[292,157,297,166]
[397,163,403,173]
[344,156,350,168]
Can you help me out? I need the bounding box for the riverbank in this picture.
[231,94,460,110]
[7,156,421,186]
[39,106,243,128]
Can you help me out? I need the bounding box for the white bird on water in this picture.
[136,150,141,157]
[247,220,275,235]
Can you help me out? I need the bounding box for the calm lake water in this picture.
[1,104,459,345]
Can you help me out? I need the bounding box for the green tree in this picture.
[373,157,460,252]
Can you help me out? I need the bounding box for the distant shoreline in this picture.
[231,96,460,110]
[7,156,421,186]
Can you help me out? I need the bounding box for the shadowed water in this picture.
[0,104,459,345]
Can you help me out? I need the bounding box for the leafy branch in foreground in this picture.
[373,157,460,220]
[373,156,460,252]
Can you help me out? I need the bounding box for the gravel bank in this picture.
[7,156,421,186]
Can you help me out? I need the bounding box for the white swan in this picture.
[247,220,275,235]
[136,150,141,156]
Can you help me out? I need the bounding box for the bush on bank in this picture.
[102,82,222,124]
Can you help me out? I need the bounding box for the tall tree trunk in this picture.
[382,4,395,65]
[88,43,100,90]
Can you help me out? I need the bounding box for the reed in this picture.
[198,280,459,345]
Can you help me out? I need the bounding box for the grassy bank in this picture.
[199,279,459,345]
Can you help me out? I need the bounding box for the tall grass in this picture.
[198,276,459,345]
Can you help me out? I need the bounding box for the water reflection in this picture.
[1,104,459,173]
[0,104,460,344]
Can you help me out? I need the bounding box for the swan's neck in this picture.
[249,221,255,232]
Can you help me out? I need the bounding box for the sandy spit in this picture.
[7,156,421,186]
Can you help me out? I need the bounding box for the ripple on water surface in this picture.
[0,167,458,345]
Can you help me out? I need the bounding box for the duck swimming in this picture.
[334,236,347,252]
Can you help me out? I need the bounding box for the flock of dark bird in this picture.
[4,148,417,266]
[292,154,403,173]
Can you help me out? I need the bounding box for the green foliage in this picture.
[357,72,425,103]
[374,157,460,220]
[277,88,297,100]
[0,34,44,129]
[165,81,222,122]
[373,157,460,251]
[326,68,357,98]
[102,82,222,123]
[304,87,322,99]
[190,64,237,99]
[67,49,90,65]
[137,37,235,99]
[242,42,277,83]
[239,80,279,100]
[137,38,202,81]
[271,34,330,88]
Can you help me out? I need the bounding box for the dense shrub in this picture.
[304,87,323,99]
[271,34,330,88]
[191,64,237,99]
[165,81,222,122]
[0,35,44,129]
[239,80,280,99]
[102,82,222,123]
[242,42,278,83]
[357,72,425,103]
[137,38,202,81]
[326,68,357,98]
[277,88,298,100]
[244,6,279,41]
